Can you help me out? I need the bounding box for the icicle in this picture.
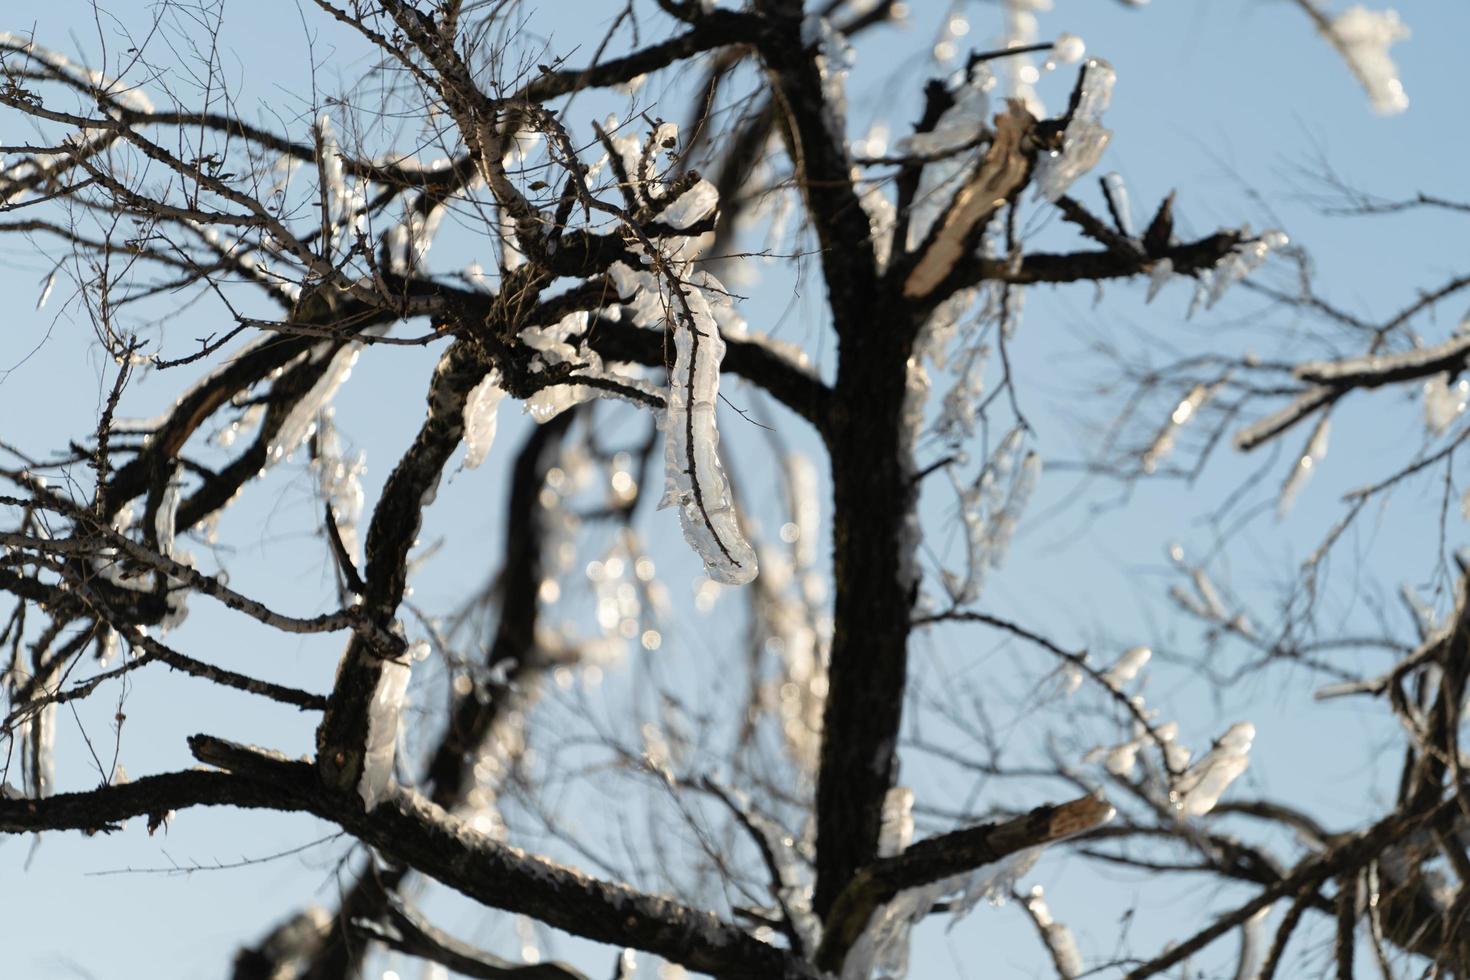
[463,371,505,469]
[1324,6,1410,114]
[155,465,183,559]
[314,411,367,562]
[35,270,56,310]
[662,282,758,585]
[944,430,1038,605]
[1033,60,1115,203]
[902,76,993,250]
[1141,381,1218,473]
[1101,645,1151,689]
[660,179,719,230]
[1102,172,1133,237]
[1276,415,1330,517]
[1191,566,1229,620]
[1145,257,1174,303]
[878,786,915,857]
[1424,373,1469,434]
[1207,231,1286,309]
[1233,905,1273,980]
[359,657,412,810]
[23,702,56,798]
[268,342,364,464]
[1171,721,1254,816]
[1022,886,1083,979]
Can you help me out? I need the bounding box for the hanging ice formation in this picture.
[1276,415,1329,518]
[900,73,994,251]
[659,272,760,586]
[1323,6,1411,114]
[842,785,1100,979]
[359,654,413,809]
[1033,59,1116,203]
[462,370,506,469]
[1140,380,1223,474]
[943,429,1041,606]
[1170,721,1255,816]
[602,180,758,586]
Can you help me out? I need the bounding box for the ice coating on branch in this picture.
[663,283,758,585]
[878,786,915,857]
[1324,6,1410,114]
[0,32,153,112]
[1102,172,1133,237]
[314,410,366,563]
[1277,415,1329,518]
[1101,645,1151,689]
[1033,60,1115,203]
[1088,716,1189,778]
[1424,373,1469,434]
[1171,721,1254,816]
[943,430,1040,605]
[269,342,363,464]
[463,371,505,469]
[1207,232,1286,309]
[155,465,183,559]
[516,304,664,422]
[10,696,58,799]
[1141,380,1218,474]
[660,178,719,230]
[359,657,412,810]
[1022,886,1083,979]
[1145,258,1174,303]
[902,77,993,250]
[35,270,55,311]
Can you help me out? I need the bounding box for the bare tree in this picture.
[2,2,1465,979]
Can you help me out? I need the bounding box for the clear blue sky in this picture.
[3,1,1467,978]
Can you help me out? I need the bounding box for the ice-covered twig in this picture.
[816,795,1114,972]
[1032,60,1115,204]
[1313,4,1411,114]
[1294,332,1470,386]
[1018,886,1084,979]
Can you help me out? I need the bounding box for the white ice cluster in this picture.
[1325,6,1410,114]
[518,303,663,423]
[88,465,193,634]
[757,455,831,773]
[313,409,368,562]
[901,75,994,251]
[942,428,1041,606]
[604,250,758,585]
[359,655,412,810]
[843,822,1047,980]
[1170,721,1255,816]
[1276,415,1329,518]
[1193,229,1289,314]
[1021,886,1083,979]
[1032,60,1115,203]
[0,32,153,208]
[269,340,367,464]
[1141,380,1219,474]
[462,370,506,469]
[1424,373,1469,434]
